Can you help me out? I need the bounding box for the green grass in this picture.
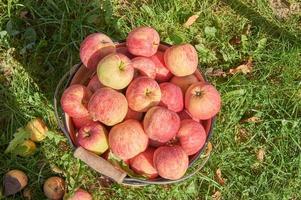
[0,0,301,199]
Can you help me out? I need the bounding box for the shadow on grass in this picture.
[223,0,301,46]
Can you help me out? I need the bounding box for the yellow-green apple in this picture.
[16,140,36,157]
[126,76,161,112]
[153,146,188,180]
[159,82,183,112]
[143,106,180,144]
[131,57,156,79]
[26,118,48,142]
[88,88,128,126]
[61,84,92,118]
[149,51,172,82]
[177,119,207,155]
[164,44,198,76]
[185,82,221,120]
[109,119,148,160]
[97,53,134,90]
[126,27,160,57]
[129,147,158,179]
[77,122,108,155]
[80,33,116,69]
[170,74,198,94]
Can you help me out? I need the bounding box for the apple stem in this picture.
[119,61,125,71]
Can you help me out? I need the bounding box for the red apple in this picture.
[177,109,200,122]
[177,119,207,155]
[164,44,198,76]
[153,146,189,180]
[125,107,144,121]
[77,122,108,155]
[88,88,128,126]
[116,46,134,59]
[97,53,134,90]
[170,74,199,94]
[129,147,158,179]
[68,188,92,200]
[109,119,149,160]
[143,106,180,144]
[149,51,172,82]
[87,75,104,93]
[61,84,92,118]
[126,76,161,112]
[126,27,160,57]
[72,115,94,129]
[131,57,156,79]
[185,82,221,120]
[80,33,116,69]
[159,82,183,112]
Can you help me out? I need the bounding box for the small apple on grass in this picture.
[153,145,189,180]
[97,53,134,90]
[126,76,161,112]
[77,122,109,155]
[61,84,92,118]
[109,119,149,160]
[126,27,160,57]
[143,106,180,144]
[164,44,198,76]
[88,87,128,126]
[80,33,116,69]
[43,177,65,200]
[26,117,48,142]
[185,82,221,120]
[3,170,28,196]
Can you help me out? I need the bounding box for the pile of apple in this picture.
[60,27,221,180]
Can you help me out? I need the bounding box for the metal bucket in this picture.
[54,41,215,186]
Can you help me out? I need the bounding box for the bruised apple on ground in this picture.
[77,122,109,155]
[80,33,116,69]
[109,119,149,160]
[43,177,65,200]
[88,88,128,126]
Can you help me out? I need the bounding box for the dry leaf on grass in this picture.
[235,127,250,143]
[205,68,227,77]
[229,57,253,75]
[256,148,265,162]
[212,191,222,200]
[50,165,64,174]
[215,168,225,185]
[241,116,261,123]
[269,0,291,19]
[183,15,199,28]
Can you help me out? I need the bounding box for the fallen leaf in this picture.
[183,15,199,28]
[204,142,213,157]
[256,148,265,162]
[242,116,261,123]
[243,24,252,36]
[206,69,227,77]
[269,0,290,19]
[235,127,250,143]
[212,191,222,200]
[20,11,29,19]
[229,35,241,45]
[229,57,253,75]
[215,168,225,185]
[50,165,64,174]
